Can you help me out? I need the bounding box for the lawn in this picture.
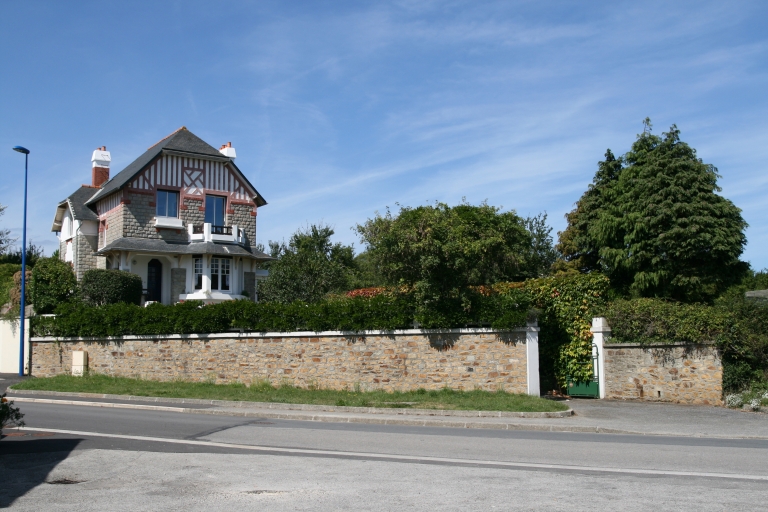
[12,374,568,413]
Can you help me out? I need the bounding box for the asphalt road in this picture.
[2,402,768,510]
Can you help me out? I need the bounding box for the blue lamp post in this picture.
[12,145,30,377]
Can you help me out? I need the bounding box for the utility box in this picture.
[72,350,88,376]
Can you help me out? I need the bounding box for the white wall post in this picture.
[526,320,540,396]
[72,350,88,376]
[591,317,610,399]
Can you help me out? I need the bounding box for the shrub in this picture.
[32,288,534,338]
[0,263,20,309]
[31,257,77,314]
[0,394,25,434]
[80,269,142,306]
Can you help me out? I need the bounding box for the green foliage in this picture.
[558,119,748,302]
[357,201,537,325]
[0,203,12,257]
[523,212,559,277]
[32,289,532,338]
[0,242,45,267]
[31,257,77,314]
[259,224,356,303]
[0,393,25,434]
[603,297,768,392]
[350,251,387,288]
[80,269,143,306]
[0,263,20,308]
[524,273,610,389]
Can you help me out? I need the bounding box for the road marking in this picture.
[17,426,768,482]
[11,397,190,413]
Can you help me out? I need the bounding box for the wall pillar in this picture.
[525,320,540,396]
[591,317,610,399]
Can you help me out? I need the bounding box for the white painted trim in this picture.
[31,326,538,343]
[525,324,540,396]
[154,216,184,229]
[591,317,610,399]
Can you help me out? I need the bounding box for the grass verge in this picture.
[12,374,568,413]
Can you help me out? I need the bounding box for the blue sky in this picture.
[1,1,767,269]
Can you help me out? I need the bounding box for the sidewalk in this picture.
[7,387,768,439]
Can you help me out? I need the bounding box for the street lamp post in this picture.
[12,145,30,377]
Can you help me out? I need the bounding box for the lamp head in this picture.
[12,146,30,154]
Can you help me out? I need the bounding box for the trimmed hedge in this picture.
[81,269,142,306]
[31,289,532,338]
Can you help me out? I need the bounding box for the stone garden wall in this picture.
[602,342,722,405]
[30,328,539,393]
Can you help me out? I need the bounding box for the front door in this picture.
[147,259,162,302]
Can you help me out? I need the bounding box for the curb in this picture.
[6,388,573,418]
[9,396,624,433]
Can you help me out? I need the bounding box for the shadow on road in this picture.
[0,437,81,508]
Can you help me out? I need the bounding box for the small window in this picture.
[194,257,203,290]
[157,190,179,218]
[205,195,226,226]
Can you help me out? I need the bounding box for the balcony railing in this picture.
[192,224,231,235]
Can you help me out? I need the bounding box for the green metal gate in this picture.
[566,343,600,398]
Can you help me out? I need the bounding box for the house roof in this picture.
[95,237,274,261]
[51,185,100,231]
[86,127,267,207]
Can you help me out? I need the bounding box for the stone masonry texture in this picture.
[603,342,722,405]
[171,268,186,303]
[74,234,99,281]
[30,330,530,392]
[122,191,188,243]
[230,203,255,248]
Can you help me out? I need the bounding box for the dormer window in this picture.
[157,190,179,218]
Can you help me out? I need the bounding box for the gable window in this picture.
[194,257,203,290]
[157,190,179,218]
[210,257,230,291]
[205,195,226,226]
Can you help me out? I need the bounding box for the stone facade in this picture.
[74,234,99,280]
[171,268,186,303]
[103,203,124,246]
[181,197,204,228]
[121,191,188,243]
[230,203,255,248]
[603,342,722,405]
[30,329,535,393]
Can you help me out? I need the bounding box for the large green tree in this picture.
[557,119,748,302]
[258,224,356,303]
[356,202,535,321]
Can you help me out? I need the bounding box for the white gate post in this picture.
[526,320,540,396]
[591,317,610,399]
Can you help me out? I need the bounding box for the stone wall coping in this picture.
[31,325,539,343]
[604,341,717,349]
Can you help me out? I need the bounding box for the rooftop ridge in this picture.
[147,126,187,150]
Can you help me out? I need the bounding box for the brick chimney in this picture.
[91,146,111,187]
[218,141,236,159]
